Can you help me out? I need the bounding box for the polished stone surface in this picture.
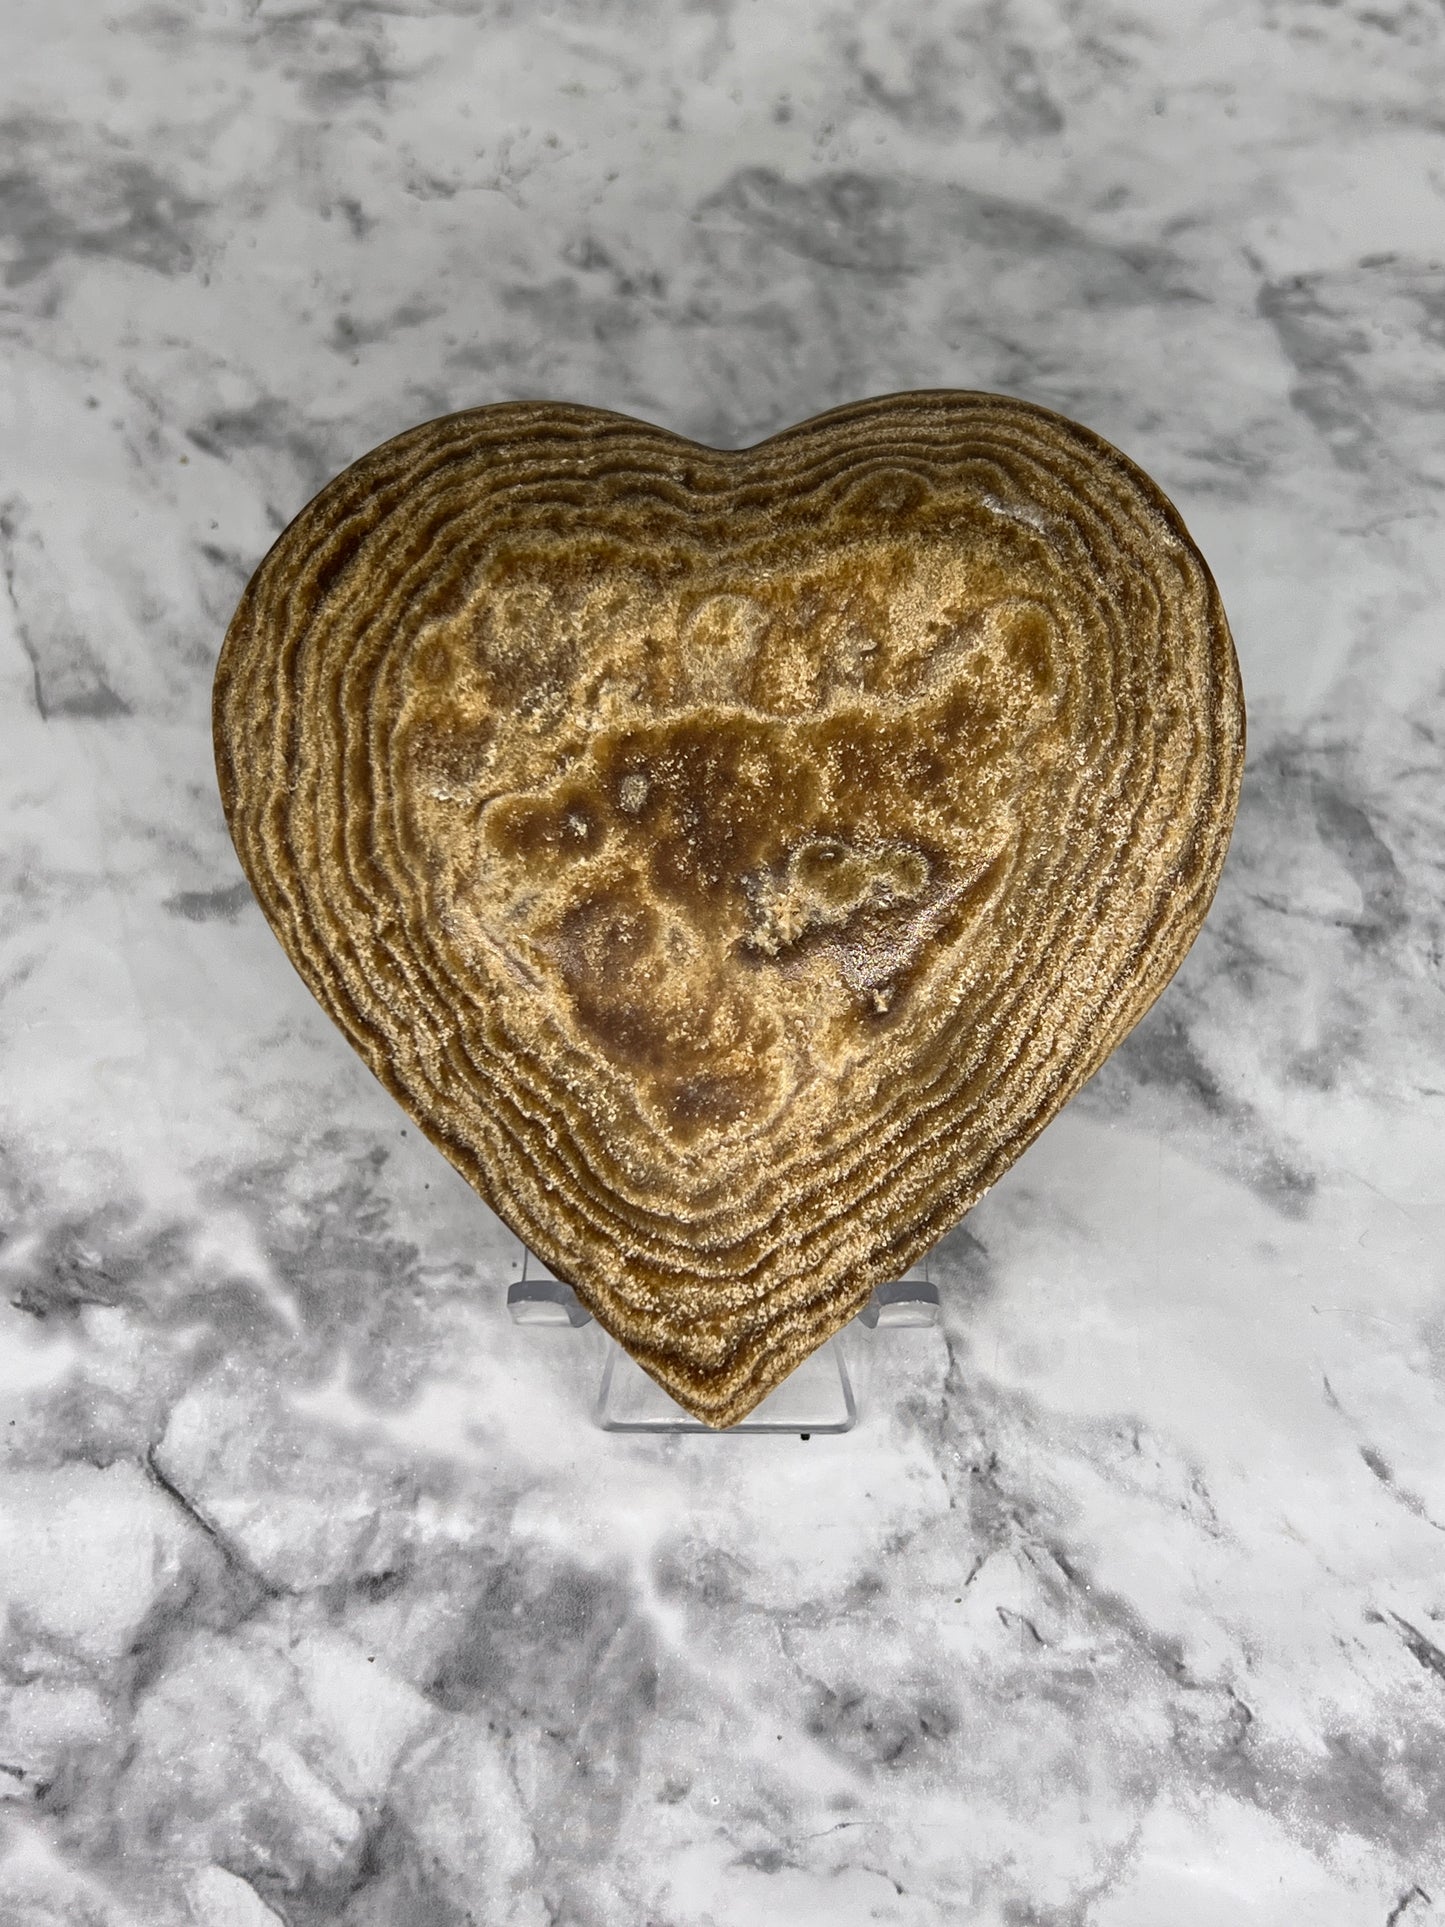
[3,2,1445,1921]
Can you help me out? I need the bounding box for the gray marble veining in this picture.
[2,2,1445,1922]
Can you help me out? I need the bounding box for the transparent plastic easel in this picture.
[505,1240,939,1434]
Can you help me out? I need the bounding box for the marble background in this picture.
[3,0,1445,1920]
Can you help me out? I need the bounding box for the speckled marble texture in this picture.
[3,2,1445,1922]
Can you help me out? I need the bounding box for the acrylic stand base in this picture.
[505,1242,939,1435]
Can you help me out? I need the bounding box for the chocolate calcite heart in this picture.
[214,392,1244,1426]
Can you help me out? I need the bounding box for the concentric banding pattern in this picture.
[214,393,1244,1426]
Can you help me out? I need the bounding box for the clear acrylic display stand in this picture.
[505,1241,939,1435]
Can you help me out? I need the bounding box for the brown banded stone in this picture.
[213,392,1245,1427]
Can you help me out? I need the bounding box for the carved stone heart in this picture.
[214,393,1244,1426]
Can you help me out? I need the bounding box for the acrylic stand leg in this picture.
[505,1241,939,1434]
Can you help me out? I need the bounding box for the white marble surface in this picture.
[3,1,1445,1921]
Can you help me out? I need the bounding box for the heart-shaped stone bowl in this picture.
[214,392,1244,1427]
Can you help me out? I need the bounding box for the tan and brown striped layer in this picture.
[214,392,1244,1426]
